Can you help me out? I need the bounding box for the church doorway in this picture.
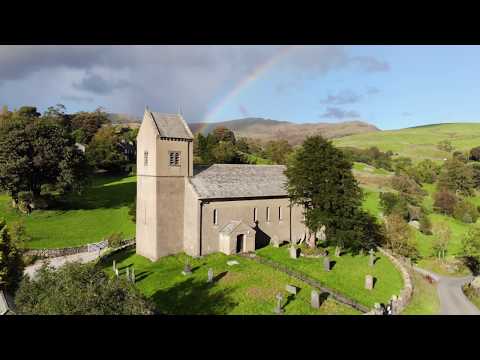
[236,234,244,253]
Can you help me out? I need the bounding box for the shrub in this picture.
[383,213,419,260]
[419,213,433,235]
[470,146,480,162]
[391,174,426,205]
[432,222,451,259]
[9,220,31,249]
[379,192,408,217]
[0,219,24,293]
[453,199,479,224]
[437,139,454,152]
[107,232,125,249]
[433,188,458,215]
[14,261,155,315]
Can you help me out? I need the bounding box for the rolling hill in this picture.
[189,117,379,145]
[334,122,480,163]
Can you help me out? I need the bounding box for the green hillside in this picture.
[334,122,480,163]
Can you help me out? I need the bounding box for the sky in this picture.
[1,45,480,130]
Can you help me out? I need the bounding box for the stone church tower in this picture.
[135,109,193,260]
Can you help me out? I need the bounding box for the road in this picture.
[414,266,480,315]
[24,250,107,280]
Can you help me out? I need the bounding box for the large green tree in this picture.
[14,262,155,315]
[0,117,89,203]
[285,135,381,251]
[86,126,129,173]
[437,157,475,196]
[0,220,24,293]
[70,108,110,144]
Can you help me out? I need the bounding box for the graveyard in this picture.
[102,248,361,315]
[256,245,403,308]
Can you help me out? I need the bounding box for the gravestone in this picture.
[323,256,330,272]
[286,284,297,295]
[274,292,284,314]
[289,246,298,259]
[374,303,383,315]
[207,268,214,283]
[115,268,119,277]
[126,267,130,279]
[365,275,373,290]
[311,290,320,309]
[369,249,375,267]
[227,260,239,266]
[112,260,116,272]
[131,267,135,283]
[182,262,192,276]
[335,246,341,257]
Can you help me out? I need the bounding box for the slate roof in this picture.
[189,164,289,199]
[149,112,193,139]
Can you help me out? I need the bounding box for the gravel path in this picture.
[414,267,480,315]
[24,250,107,280]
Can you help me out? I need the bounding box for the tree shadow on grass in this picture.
[151,277,238,315]
[54,179,136,211]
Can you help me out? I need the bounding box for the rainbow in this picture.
[201,45,305,127]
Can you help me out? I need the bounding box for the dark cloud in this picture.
[320,107,360,119]
[73,73,129,95]
[319,90,362,105]
[0,46,390,122]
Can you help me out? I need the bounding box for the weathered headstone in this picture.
[323,256,330,272]
[126,267,130,279]
[182,262,192,276]
[112,260,116,272]
[365,275,373,290]
[131,267,135,283]
[335,246,341,257]
[286,284,297,295]
[369,249,375,267]
[274,292,284,314]
[289,246,298,259]
[374,303,383,315]
[311,290,320,309]
[115,268,119,277]
[207,268,214,283]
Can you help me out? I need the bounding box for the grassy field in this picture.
[402,272,440,315]
[0,175,136,249]
[102,249,360,315]
[334,123,480,163]
[256,245,403,308]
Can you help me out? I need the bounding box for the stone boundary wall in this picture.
[242,253,370,313]
[365,247,414,315]
[95,241,136,267]
[24,238,134,259]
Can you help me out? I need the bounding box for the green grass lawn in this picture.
[256,245,403,308]
[0,174,136,249]
[334,123,480,163]
[102,249,360,315]
[402,271,440,315]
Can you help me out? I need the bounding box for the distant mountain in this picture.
[189,117,380,145]
[107,113,141,127]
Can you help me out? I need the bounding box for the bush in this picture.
[391,174,426,205]
[433,188,458,215]
[453,199,479,224]
[107,232,125,249]
[14,261,155,315]
[419,213,433,235]
[470,146,480,162]
[383,214,419,260]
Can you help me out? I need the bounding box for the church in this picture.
[135,109,307,261]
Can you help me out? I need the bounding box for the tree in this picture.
[9,221,31,249]
[453,199,479,223]
[419,213,433,235]
[414,159,440,184]
[212,126,236,144]
[383,213,419,259]
[391,174,426,205]
[432,222,451,260]
[0,219,24,293]
[14,261,155,315]
[0,117,89,204]
[461,224,480,271]
[285,135,381,251]
[211,141,239,164]
[393,156,413,175]
[470,146,480,162]
[16,106,41,118]
[86,126,129,173]
[70,108,110,144]
[379,192,408,218]
[263,139,293,165]
[437,157,475,196]
[437,139,454,152]
[433,188,458,215]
